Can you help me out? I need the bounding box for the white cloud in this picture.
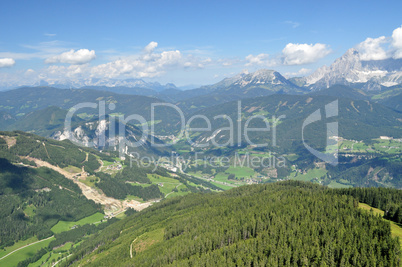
[44,33,56,37]
[0,42,215,88]
[91,59,144,78]
[144,41,158,54]
[45,64,90,77]
[354,26,402,60]
[245,43,330,67]
[356,36,388,60]
[0,58,15,68]
[90,42,206,79]
[245,53,275,67]
[45,49,96,64]
[392,25,402,59]
[282,43,331,65]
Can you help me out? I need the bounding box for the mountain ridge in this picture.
[305,48,402,90]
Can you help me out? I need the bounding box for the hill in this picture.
[0,131,220,211]
[327,154,402,188]
[0,105,172,158]
[0,87,182,135]
[0,111,16,129]
[310,84,369,100]
[0,130,225,266]
[175,69,305,112]
[0,133,103,250]
[183,94,402,151]
[60,181,401,266]
[5,106,83,136]
[378,92,402,112]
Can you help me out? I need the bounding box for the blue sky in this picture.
[0,0,402,87]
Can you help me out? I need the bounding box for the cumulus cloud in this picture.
[0,42,220,88]
[91,43,183,78]
[144,41,158,54]
[90,42,214,79]
[356,36,388,60]
[45,49,96,64]
[282,43,331,65]
[354,26,402,60]
[0,58,15,68]
[392,26,402,59]
[245,53,272,67]
[244,43,331,67]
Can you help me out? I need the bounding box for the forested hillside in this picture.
[61,181,401,266]
[182,94,402,151]
[0,87,182,134]
[0,157,101,249]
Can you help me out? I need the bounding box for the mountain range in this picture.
[0,45,402,267]
[3,46,402,96]
[0,77,179,92]
[303,48,402,90]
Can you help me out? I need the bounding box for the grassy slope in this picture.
[359,203,402,244]
[0,237,54,267]
[291,168,327,182]
[51,212,105,234]
[0,237,39,259]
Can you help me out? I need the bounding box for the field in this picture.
[147,174,181,195]
[291,168,327,182]
[328,180,353,188]
[211,181,235,190]
[0,236,54,267]
[29,250,66,267]
[51,212,105,234]
[0,236,39,259]
[186,171,205,178]
[339,138,402,154]
[132,174,195,199]
[212,166,256,186]
[63,165,82,173]
[79,175,98,187]
[226,166,256,178]
[99,158,124,175]
[131,228,164,255]
[214,172,238,184]
[24,204,36,217]
[359,203,402,246]
[54,242,73,253]
[28,243,73,267]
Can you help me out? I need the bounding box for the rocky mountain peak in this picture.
[231,69,286,87]
[305,48,402,90]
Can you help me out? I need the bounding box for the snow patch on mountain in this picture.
[305,48,402,90]
[222,69,295,88]
[0,77,177,92]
